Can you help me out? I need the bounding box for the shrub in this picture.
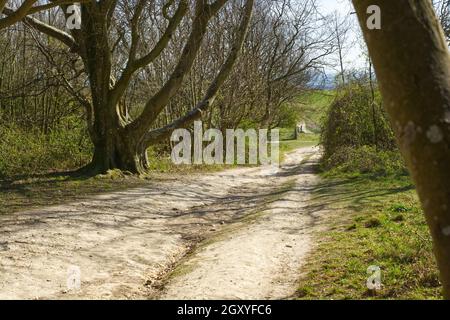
[320,81,405,175]
[321,83,396,158]
[322,145,407,175]
[0,120,92,178]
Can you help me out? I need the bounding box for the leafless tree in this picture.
[254,0,333,127]
[3,0,254,174]
[330,10,352,85]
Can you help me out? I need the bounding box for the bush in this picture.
[321,83,396,158]
[322,146,407,175]
[0,120,92,178]
[320,81,405,175]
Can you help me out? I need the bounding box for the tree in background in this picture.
[352,0,450,298]
[3,0,254,174]
[204,0,333,131]
[0,0,84,29]
[330,10,352,86]
[1,0,333,176]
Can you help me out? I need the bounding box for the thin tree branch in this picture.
[110,0,188,105]
[144,0,254,146]
[126,0,229,137]
[0,0,86,30]
[2,6,79,51]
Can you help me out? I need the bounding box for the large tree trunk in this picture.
[352,0,450,298]
[76,4,149,175]
[83,97,149,175]
[88,135,148,175]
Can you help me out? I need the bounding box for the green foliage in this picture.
[279,127,297,140]
[277,103,301,128]
[0,119,92,177]
[320,82,402,175]
[321,84,396,156]
[322,145,407,176]
[295,90,335,132]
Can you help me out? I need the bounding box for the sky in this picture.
[315,0,367,73]
[317,0,353,15]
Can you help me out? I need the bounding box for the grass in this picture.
[296,172,442,300]
[279,133,319,159]
[295,90,335,132]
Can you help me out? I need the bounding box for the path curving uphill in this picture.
[0,146,324,299]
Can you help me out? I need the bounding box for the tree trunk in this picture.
[84,131,149,175]
[352,0,450,298]
[72,5,148,175]
[81,101,149,175]
[88,140,148,175]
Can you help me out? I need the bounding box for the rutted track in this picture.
[0,146,322,299]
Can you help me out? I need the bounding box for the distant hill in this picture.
[294,90,335,133]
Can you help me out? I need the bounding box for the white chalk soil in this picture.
[0,146,326,299]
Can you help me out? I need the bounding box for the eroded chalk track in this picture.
[0,146,323,299]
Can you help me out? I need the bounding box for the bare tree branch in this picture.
[126,0,229,137]
[144,0,255,146]
[2,5,78,51]
[110,0,188,104]
[0,0,84,30]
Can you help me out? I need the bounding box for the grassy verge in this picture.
[297,172,442,300]
[279,133,319,156]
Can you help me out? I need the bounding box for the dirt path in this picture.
[0,146,323,299]
[160,148,322,300]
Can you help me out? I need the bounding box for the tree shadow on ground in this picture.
[0,170,148,215]
[309,172,415,213]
